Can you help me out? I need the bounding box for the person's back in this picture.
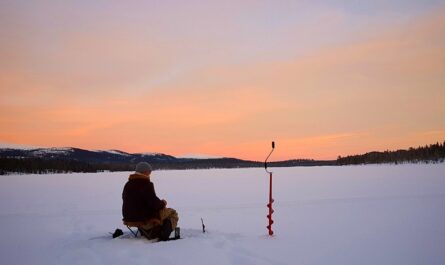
[122,162,179,241]
[122,174,165,222]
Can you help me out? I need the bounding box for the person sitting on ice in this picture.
[122,162,179,240]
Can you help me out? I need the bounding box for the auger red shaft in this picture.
[266,172,274,235]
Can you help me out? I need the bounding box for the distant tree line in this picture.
[3,141,442,174]
[269,159,335,167]
[0,157,333,175]
[0,158,264,175]
[0,158,134,175]
[337,141,445,165]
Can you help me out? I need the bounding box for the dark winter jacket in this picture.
[122,173,166,222]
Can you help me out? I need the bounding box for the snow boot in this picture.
[112,228,123,238]
[159,219,173,241]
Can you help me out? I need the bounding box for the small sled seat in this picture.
[123,219,162,239]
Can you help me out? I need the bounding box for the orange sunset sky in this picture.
[1,1,445,161]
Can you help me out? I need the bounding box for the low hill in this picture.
[0,147,331,174]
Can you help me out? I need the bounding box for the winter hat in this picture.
[135,162,152,173]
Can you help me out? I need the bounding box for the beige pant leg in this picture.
[159,208,179,230]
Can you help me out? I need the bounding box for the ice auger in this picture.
[265,141,275,236]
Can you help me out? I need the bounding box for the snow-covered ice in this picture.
[0,164,444,265]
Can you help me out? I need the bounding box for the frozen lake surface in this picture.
[0,164,444,265]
